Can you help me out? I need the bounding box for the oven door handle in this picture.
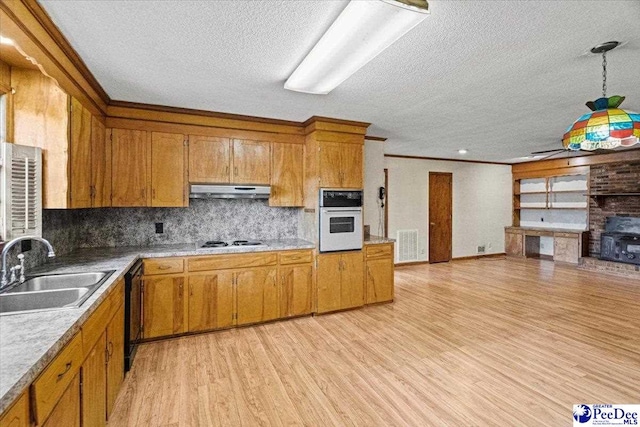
[324,209,362,213]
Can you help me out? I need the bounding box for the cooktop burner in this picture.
[201,240,229,248]
[199,240,264,249]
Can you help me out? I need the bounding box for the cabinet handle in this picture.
[158,265,171,270]
[56,362,72,382]
[108,341,114,357]
[234,166,238,176]
[225,166,229,177]
[105,347,110,363]
[152,188,156,199]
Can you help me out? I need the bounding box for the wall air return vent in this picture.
[396,229,419,262]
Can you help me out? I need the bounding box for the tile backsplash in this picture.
[12,199,301,270]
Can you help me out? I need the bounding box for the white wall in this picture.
[363,140,386,236]
[385,157,512,262]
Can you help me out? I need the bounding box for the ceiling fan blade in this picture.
[530,148,565,155]
[538,150,569,160]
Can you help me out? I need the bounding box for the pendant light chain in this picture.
[602,51,607,98]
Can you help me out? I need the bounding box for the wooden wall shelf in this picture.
[589,193,640,208]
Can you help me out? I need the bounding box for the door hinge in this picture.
[184,138,188,146]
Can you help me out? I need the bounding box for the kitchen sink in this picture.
[4,272,110,293]
[0,270,114,315]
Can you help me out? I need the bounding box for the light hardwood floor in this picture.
[108,258,640,426]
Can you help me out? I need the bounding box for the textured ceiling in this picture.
[39,0,640,162]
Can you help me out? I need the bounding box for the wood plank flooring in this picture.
[108,258,640,426]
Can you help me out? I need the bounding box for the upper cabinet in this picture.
[270,143,304,207]
[151,132,187,207]
[319,141,363,189]
[111,128,150,207]
[232,139,270,184]
[11,68,111,209]
[188,135,231,183]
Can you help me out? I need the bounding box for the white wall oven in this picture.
[319,189,363,252]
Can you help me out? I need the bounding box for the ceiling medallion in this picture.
[562,41,639,151]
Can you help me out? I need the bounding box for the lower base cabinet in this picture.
[365,243,394,304]
[317,251,364,313]
[82,332,107,427]
[188,272,235,332]
[236,267,278,325]
[42,375,80,427]
[0,393,29,427]
[279,264,313,318]
[143,275,186,338]
[106,304,125,417]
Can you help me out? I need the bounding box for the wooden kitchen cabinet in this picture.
[91,116,111,207]
[365,244,394,304]
[69,97,93,208]
[111,128,150,207]
[232,139,270,184]
[0,392,29,427]
[270,142,304,207]
[143,275,187,339]
[188,272,235,332]
[151,132,187,207]
[554,235,580,264]
[82,332,107,427]
[279,264,313,318]
[42,375,80,427]
[317,251,364,313]
[106,304,125,418]
[188,135,231,183]
[505,228,524,257]
[236,267,278,325]
[319,141,363,188]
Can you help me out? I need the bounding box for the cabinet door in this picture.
[236,267,278,325]
[270,143,303,207]
[43,375,80,427]
[279,264,313,318]
[317,253,342,313]
[340,251,364,309]
[365,258,394,304]
[232,139,270,184]
[143,276,186,338]
[151,132,186,207]
[505,231,523,256]
[340,144,363,188]
[106,304,125,418]
[188,272,235,332]
[82,332,107,427]
[91,116,111,207]
[188,135,231,183]
[554,236,580,264]
[319,142,343,188]
[0,392,29,427]
[111,128,149,207]
[69,97,92,208]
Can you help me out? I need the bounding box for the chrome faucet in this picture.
[1,236,56,290]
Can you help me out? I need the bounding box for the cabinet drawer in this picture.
[188,252,277,272]
[365,244,393,259]
[524,230,553,237]
[144,258,184,275]
[554,232,579,239]
[32,332,84,424]
[279,250,313,265]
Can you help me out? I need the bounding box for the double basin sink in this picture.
[0,271,114,315]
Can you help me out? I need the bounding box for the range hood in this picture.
[189,184,271,199]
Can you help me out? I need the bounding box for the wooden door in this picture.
[319,142,343,187]
[106,304,125,418]
[151,132,186,207]
[69,97,92,208]
[270,143,304,207]
[188,135,231,183]
[232,139,270,184]
[42,375,80,427]
[340,251,364,309]
[340,144,363,188]
[111,128,149,207]
[279,264,313,318]
[236,267,278,325]
[428,172,452,263]
[365,258,394,304]
[0,392,29,427]
[91,116,111,207]
[505,231,523,257]
[316,253,342,313]
[82,332,106,427]
[143,276,186,338]
[188,272,234,332]
[554,236,580,264]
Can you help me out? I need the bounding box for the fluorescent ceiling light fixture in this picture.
[0,36,14,46]
[458,149,468,154]
[285,0,429,95]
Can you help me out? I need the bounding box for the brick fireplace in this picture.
[589,161,640,256]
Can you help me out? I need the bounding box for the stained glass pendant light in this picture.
[563,41,640,151]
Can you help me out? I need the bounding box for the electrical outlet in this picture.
[155,222,164,234]
[477,245,486,254]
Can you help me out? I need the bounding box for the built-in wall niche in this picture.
[515,173,588,230]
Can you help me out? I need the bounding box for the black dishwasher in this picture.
[124,260,142,372]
